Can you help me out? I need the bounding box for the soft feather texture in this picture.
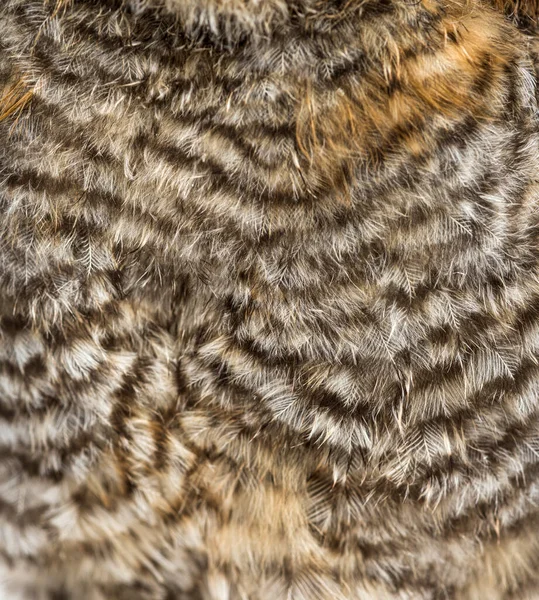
[0,0,539,598]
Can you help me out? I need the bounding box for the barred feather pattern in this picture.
[1,0,539,598]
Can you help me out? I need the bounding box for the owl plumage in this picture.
[0,0,539,598]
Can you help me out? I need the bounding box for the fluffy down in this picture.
[0,0,539,598]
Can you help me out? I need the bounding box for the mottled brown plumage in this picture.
[1,0,539,598]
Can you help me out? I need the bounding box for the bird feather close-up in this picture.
[0,0,539,598]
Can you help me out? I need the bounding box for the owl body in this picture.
[1,0,539,598]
